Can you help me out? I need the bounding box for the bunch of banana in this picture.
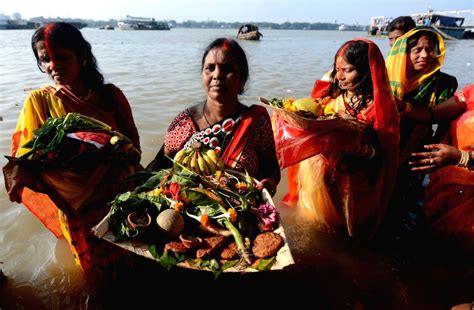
[173,147,224,176]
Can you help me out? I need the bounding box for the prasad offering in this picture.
[92,153,294,275]
[260,96,366,133]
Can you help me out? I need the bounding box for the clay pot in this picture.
[127,211,152,230]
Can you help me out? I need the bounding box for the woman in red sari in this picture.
[275,39,399,239]
[147,38,280,195]
[410,84,474,252]
[3,23,141,275]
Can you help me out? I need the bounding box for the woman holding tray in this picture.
[3,23,142,277]
[274,39,399,239]
[147,37,280,196]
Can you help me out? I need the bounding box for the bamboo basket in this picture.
[259,97,366,134]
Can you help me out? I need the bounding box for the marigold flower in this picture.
[172,201,185,212]
[228,208,238,223]
[201,214,210,227]
[235,181,248,191]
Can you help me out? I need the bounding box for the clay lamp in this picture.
[127,211,152,230]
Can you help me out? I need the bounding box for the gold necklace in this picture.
[202,101,212,127]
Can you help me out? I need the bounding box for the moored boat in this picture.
[237,24,263,40]
[0,13,38,30]
[412,11,466,40]
[118,15,170,30]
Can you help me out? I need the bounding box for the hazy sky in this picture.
[2,0,473,24]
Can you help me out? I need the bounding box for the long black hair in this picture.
[201,37,249,94]
[328,40,373,114]
[31,22,104,91]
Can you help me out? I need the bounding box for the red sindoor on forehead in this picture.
[43,23,55,62]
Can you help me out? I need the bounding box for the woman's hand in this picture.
[256,178,277,196]
[3,162,30,203]
[409,143,461,171]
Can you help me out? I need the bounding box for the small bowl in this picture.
[127,211,152,230]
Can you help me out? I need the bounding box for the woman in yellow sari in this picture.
[385,28,458,231]
[3,22,142,274]
[276,39,399,239]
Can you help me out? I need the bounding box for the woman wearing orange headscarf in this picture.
[410,84,474,252]
[275,39,399,239]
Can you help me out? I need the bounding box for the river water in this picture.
[0,28,473,308]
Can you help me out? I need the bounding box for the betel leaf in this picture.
[252,256,276,271]
[221,259,239,270]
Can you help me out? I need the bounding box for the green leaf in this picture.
[221,259,239,270]
[158,251,178,271]
[252,256,276,271]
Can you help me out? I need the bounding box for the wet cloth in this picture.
[4,84,141,271]
[424,84,474,252]
[164,104,277,180]
[275,39,399,238]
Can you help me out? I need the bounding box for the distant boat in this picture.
[99,24,114,30]
[237,24,262,40]
[0,13,38,30]
[412,10,466,40]
[118,15,170,30]
[338,23,366,31]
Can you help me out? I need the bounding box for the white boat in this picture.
[118,15,170,30]
[338,23,366,31]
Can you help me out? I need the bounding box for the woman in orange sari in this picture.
[275,39,399,239]
[410,84,474,252]
[147,38,280,194]
[3,22,142,274]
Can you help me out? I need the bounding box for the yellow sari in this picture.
[6,84,141,271]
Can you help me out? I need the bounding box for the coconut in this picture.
[156,209,185,238]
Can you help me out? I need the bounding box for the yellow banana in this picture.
[190,154,201,174]
[173,148,187,167]
[182,152,192,167]
[202,152,217,173]
[217,157,224,170]
[206,148,219,164]
[197,152,210,175]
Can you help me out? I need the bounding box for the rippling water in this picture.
[0,28,473,307]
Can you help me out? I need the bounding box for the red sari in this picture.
[424,84,474,252]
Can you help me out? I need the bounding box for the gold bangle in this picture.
[456,150,470,168]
